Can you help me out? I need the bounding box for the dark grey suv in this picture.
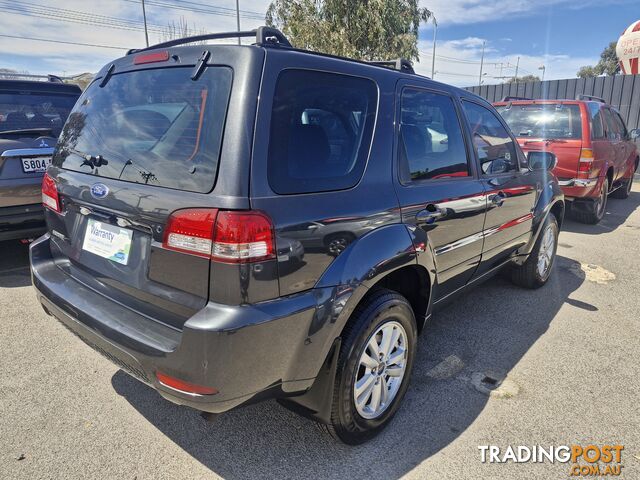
[0,77,80,241]
[30,27,564,444]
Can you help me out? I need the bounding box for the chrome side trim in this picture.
[1,147,55,158]
[434,232,485,256]
[557,178,597,187]
[434,213,534,256]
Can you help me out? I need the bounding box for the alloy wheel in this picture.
[536,224,556,278]
[353,321,408,420]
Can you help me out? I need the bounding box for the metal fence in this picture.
[465,74,640,131]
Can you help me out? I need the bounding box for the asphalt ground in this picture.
[1,176,639,479]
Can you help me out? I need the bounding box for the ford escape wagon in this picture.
[31,27,564,444]
[494,96,639,224]
[1,76,80,241]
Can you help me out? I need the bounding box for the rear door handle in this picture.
[490,191,507,206]
[416,205,447,224]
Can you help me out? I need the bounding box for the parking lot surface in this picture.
[2,177,639,479]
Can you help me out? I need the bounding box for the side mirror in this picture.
[527,151,557,171]
[630,129,640,140]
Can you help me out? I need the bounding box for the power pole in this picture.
[431,15,438,79]
[478,41,485,87]
[141,0,149,47]
[514,56,520,83]
[236,0,241,45]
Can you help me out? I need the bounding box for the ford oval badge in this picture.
[90,183,109,199]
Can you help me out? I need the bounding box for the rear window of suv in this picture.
[495,103,582,140]
[54,67,232,193]
[0,92,77,137]
[267,69,377,195]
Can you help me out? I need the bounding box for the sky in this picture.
[0,0,638,87]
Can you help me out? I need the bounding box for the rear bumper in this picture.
[0,203,45,241]
[30,234,341,413]
[558,176,602,200]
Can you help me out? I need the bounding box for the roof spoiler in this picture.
[576,94,605,103]
[128,26,292,54]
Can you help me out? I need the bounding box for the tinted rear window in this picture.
[267,69,377,195]
[495,104,582,140]
[54,67,232,193]
[0,92,78,137]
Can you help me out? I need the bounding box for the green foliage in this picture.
[266,0,432,62]
[576,41,620,77]
[506,74,540,83]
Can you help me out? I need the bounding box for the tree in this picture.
[160,17,205,43]
[266,0,432,62]
[576,41,620,78]
[506,74,540,83]
[577,65,599,79]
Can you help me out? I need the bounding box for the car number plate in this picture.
[21,156,51,173]
[82,219,133,265]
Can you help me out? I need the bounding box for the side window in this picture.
[612,111,628,139]
[267,70,377,195]
[602,108,620,141]
[588,103,605,140]
[462,101,519,175]
[398,88,469,183]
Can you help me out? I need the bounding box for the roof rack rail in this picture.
[128,26,292,54]
[366,59,415,74]
[0,73,65,83]
[501,96,532,102]
[577,94,605,103]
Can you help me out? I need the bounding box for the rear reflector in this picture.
[134,51,170,65]
[156,371,218,395]
[42,172,61,213]
[163,208,218,257]
[212,211,275,263]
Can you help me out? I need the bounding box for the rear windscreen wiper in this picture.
[523,138,568,145]
[69,149,109,169]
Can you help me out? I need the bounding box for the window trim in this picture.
[588,102,606,141]
[460,97,525,178]
[265,67,380,196]
[395,85,475,187]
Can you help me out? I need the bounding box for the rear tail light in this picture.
[163,208,275,263]
[163,208,218,257]
[155,371,218,395]
[577,148,594,178]
[212,211,275,263]
[42,172,61,213]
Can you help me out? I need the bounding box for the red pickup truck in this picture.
[494,96,639,224]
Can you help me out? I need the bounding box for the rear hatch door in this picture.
[47,62,237,329]
[495,102,583,178]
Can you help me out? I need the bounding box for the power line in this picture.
[0,1,169,34]
[120,0,264,20]
[0,33,127,50]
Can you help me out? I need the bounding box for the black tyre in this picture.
[511,214,559,289]
[611,169,634,200]
[318,288,417,444]
[572,178,608,224]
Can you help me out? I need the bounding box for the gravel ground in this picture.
[1,177,639,479]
